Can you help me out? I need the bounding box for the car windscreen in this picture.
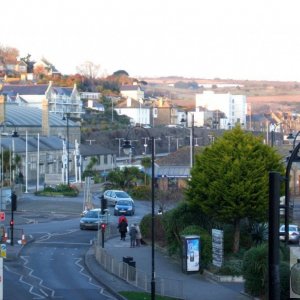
[115,192,130,198]
[85,211,100,218]
[117,200,131,206]
[289,226,298,232]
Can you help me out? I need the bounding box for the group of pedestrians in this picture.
[117,214,142,248]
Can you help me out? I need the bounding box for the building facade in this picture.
[195,91,247,129]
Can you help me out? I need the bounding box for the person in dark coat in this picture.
[118,219,128,241]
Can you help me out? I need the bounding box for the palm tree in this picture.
[141,157,151,185]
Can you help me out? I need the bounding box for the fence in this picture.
[94,224,184,299]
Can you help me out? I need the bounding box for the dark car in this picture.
[114,200,135,216]
[80,209,105,230]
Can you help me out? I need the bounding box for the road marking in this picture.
[20,256,59,299]
[34,241,91,246]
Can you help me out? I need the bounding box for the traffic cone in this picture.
[3,232,7,243]
[21,234,26,245]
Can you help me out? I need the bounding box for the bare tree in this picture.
[76,61,101,79]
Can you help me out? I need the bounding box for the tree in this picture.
[0,45,19,63]
[107,167,143,190]
[141,157,151,185]
[76,61,101,79]
[186,126,285,253]
[113,70,129,77]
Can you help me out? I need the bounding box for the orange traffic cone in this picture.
[21,234,26,245]
[3,232,7,243]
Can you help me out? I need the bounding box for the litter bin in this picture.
[123,256,133,264]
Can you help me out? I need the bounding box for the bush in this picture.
[217,259,243,276]
[35,184,79,197]
[140,214,167,246]
[130,185,151,200]
[181,225,212,271]
[280,262,290,300]
[242,244,268,297]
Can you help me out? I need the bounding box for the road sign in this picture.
[1,244,6,258]
[0,212,4,222]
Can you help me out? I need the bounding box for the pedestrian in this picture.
[118,214,128,224]
[129,224,137,247]
[135,223,142,247]
[118,219,128,241]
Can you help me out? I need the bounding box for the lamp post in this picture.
[181,112,195,167]
[122,127,156,300]
[63,113,70,185]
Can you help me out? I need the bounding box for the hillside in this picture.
[142,77,300,114]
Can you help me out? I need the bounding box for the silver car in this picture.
[279,224,300,243]
[103,190,133,206]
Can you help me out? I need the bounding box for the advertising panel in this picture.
[185,236,200,272]
[212,229,224,268]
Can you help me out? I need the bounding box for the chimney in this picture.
[42,98,49,136]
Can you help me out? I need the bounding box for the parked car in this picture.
[103,190,133,206]
[114,199,135,216]
[279,224,300,243]
[80,208,105,230]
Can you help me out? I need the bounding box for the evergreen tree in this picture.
[186,126,285,253]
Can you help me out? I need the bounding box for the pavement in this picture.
[2,190,252,300]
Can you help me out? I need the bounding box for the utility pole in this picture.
[166,136,173,153]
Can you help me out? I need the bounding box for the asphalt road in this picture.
[3,191,151,300]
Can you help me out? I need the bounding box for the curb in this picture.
[84,245,130,300]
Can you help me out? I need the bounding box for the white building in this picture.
[120,84,144,101]
[115,97,150,125]
[195,91,247,129]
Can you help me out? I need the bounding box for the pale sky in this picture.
[3,0,300,81]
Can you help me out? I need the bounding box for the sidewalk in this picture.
[86,235,251,300]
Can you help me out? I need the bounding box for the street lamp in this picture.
[180,113,195,167]
[122,127,156,300]
[63,113,70,185]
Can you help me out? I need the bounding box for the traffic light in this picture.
[101,196,107,214]
[11,192,17,211]
[100,223,106,232]
[10,220,14,226]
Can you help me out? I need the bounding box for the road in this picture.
[3,193,150,300]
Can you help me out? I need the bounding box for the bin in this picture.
[123,256,133,264]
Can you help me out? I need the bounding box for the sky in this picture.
[2,0,300,81]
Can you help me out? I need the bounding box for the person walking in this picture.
[135,223,142,247]
[118,214,128,224]
[118,219,128,241]
[129,224,137,248]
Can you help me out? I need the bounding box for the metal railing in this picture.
[94,225,184,299]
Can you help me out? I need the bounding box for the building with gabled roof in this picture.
[115,97,150,125]
[120,84,144,100]
[1,81,83,119]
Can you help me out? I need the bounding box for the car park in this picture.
[279,224,300,243]
[80,208,105,230]
[103,190,133,206]
[114,199,135,216]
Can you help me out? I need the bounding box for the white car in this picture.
[103,190,133,206]
[279,224,300,243]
